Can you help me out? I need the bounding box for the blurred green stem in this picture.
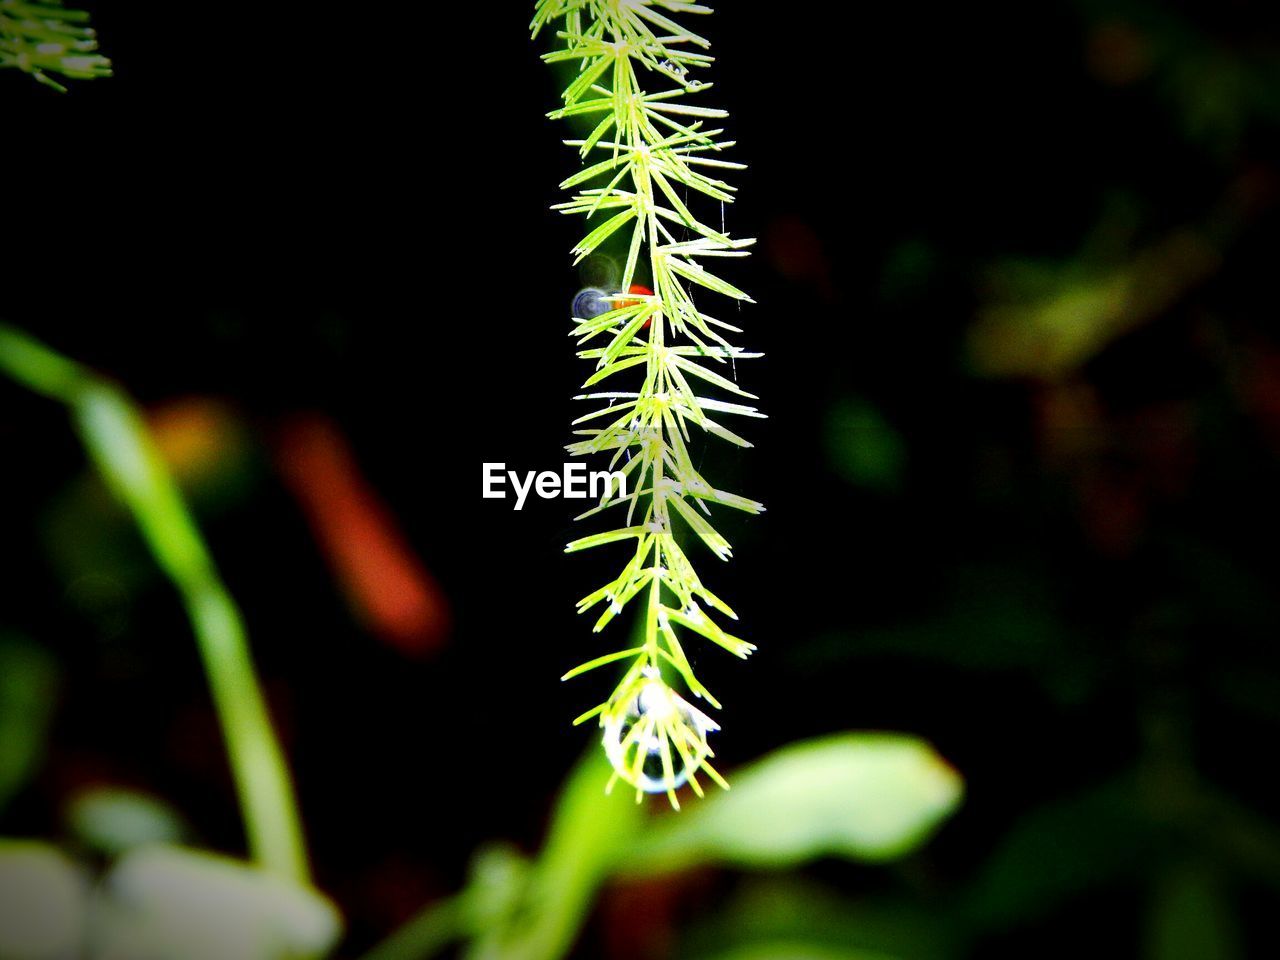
[357,749,641,960]
[359,895,466,960]
[0,324,310,886]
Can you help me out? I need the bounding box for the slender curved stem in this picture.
[0,324,310,885]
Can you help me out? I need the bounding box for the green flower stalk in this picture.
[532,0,763,805]
[0,0,111,90]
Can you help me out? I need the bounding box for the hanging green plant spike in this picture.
[532,0,763,806]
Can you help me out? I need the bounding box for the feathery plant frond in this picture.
[0,0,111,90]
[532,0,762,806]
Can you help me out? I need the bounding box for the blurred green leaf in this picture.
[463,749,644,960]
[626,734,962,872]
[362,843,533,960]
[968,230,1217,379]
[1194,790,1280,895]
[43,476,149,606]
[0,637,58,813]
[698,944,898,960]
[368,736,961,960]
[1144,863,1241,960]
[683,877,953,960]
[65,787,189,856]
[798,563,1097,705]
[462,842,531,939]
[92,845,341,960]
[824,399,906,493]
[879,239,937,303]
[0,840,88,960]
[964,776,1155,930]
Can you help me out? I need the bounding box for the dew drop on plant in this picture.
[659,58,687,79]
[602,673,719,793]
[573,288,612,320]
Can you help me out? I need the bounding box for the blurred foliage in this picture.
[1145,862,1241,960]
[0,840,86,960]
[697,946,896,960]
[0,328,962,959]
[968,228,1220,380]
[0,325,308,886]
[93,846,340,960]
[367,736,960,960]
[0,735,954,960]
[682,879,951,960]
[629,735,961,872]
[824,401,907,494]
[1077,0,1280,155]
[0,637,57,814]
[0,841,340,960]
[65,786,189,857]
[962,775,1158,930]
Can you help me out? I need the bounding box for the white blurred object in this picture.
[0,841,88,960]
[89,845,340,960]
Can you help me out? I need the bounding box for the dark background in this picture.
[5,0,1280,956]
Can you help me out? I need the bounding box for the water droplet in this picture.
[659,58,688,79]
[573,287,612,320]
[602,676,718,793]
